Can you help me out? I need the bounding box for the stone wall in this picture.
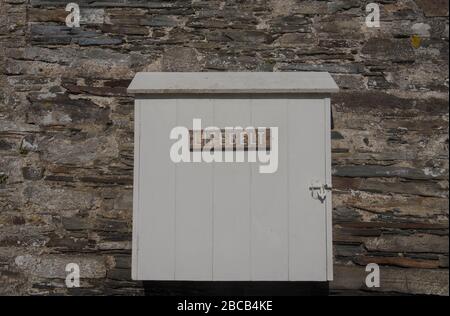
[0,0,448,296]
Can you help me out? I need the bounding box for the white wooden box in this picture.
[128,72,339,281]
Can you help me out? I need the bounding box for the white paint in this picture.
[212,99,252,280]
[250,98,288,280]
[175,100,213,280]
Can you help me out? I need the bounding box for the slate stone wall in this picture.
[0,0,448,295]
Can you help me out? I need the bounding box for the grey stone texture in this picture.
[0,0,448,295]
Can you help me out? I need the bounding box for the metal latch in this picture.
[309,181,332,202]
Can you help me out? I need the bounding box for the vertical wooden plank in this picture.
[138,98,177,280]
[132,100,141,280]
[175,98,214,280]
[213,98,252,280]
[324,97,334,281]
[288,98,328,281]
[250,98,289,280]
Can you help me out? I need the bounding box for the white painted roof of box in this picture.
[127,72,339,94]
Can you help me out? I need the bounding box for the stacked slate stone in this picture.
[0,0,448,295]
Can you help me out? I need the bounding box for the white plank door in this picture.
[135,99,177,280]
[212,99,252,280]
[250,97,289,280]
[175,98,214,280]
[288,98,328,281]
[133,97,330,281]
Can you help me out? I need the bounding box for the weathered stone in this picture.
[333,177,448,198]
[101,24,149,36]
[46,234,90,251]
[44,175,75,182]
[77,37,123,46]
[415,0,449,17]
[79,176,133,185]
[161,47,203,72]
[28,8,66,23]
[333,74,366,90]
[335,190,449,219]
[294,1,328,15]
[354,255,441,269]
[30,24,122,46]
[333,206,362,223]
[334,91,448,115]
[0,139,14,150]
[19,136,38,154]
[15,254,106,279]
[207,30,273,44]
[0,269,28,296]
[327,0,360,14]
[0,172,8,185]
[40,135,119,166]
[333,165,448,180]
[439,256,449,268]
[62,217,91,231]
[334,244,365,258]
[94,218,129,232]
[22,166,44,180]
[268,15,310,33]
[331,131,345,140]
[113,191,133,210]
[98,241,131,250]
[107,268,131,281]
[1,0,448,297]
[332,265,449,296]
[62,83,127,97]
[273,32,316,47]
[23,184,95,213]
[362,38,415,63]
[0,225,50,247]
[314,17,363,39]
[141,15,182,27]
[365,234,449,254]
[280,63,364,74]
[113,255,131,269]
[0,157,23,183]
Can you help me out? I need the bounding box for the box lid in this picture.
[127,72,339,94]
